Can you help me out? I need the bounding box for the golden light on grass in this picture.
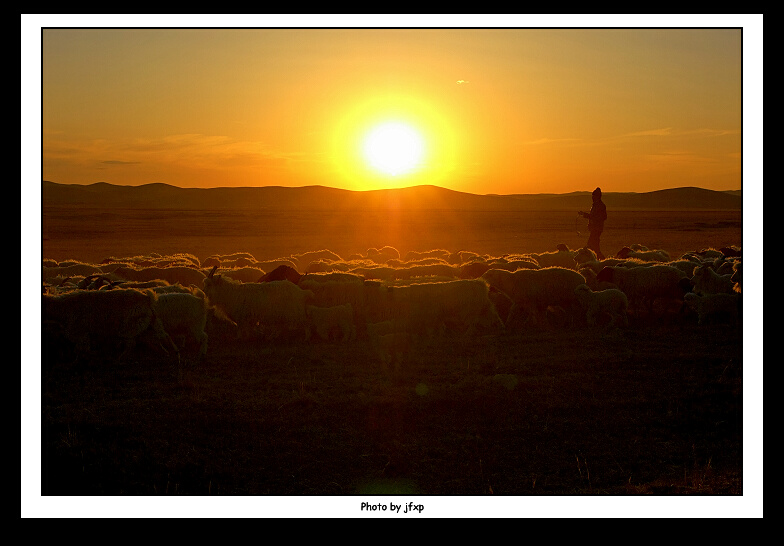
[331,94,458,191]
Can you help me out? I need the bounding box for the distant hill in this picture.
[41,181,742,211]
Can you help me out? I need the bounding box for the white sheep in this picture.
[252,258,300,275]
[393,257,451,267]
[572,247,631,276]
[665,259,700,278]
[683,292,741,326]
[202,269,313,341]
[151,290,209,358]
[574,283,629,327]
[220,266,267,283]
[306,303,356,342]
[448,250,483,265]
[492,259,541,272]
[111,279,173,290]
[304,259,348,274]
[596,264,689,315]
[203,252,257,267]
[376,245,401,262]
[403,249,451,262]
[42,288,177,362]
[298,276,368,332]
[531,244,577,270]
[481,267,587,327]
[459,261,492,279]
[113,265,207,288]
[379,279,505,337]
[43,262,104,283]
[573,247,601,272]
[616,246,671,262]
[300,272,366,284]
[291,249,342,271]
[694,248,725,260]
[691,263,736,295]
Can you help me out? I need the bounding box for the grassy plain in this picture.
[42,208,741,265]
[37,207,747,514]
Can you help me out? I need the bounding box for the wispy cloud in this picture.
[45,133,300,171]
[523,137,582,146]
[100,160,141,165]
[522,127,739,149]
[624,127,739,138]
[625,127,674,137]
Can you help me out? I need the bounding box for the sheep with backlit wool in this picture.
[365,245,401,264]
[201,252,257,269]
[42,288,177,362]
[297,275,369,331]
[693,248,725,261]
[664,259,701,278]
[299,271,367,284]
[690,263,736,296]
[577,267,619,293]
[481,267,587,327]
[109,279,172,291]
[459,261,493,279]
[202,268,314,341]
[389,257,451,268]
[531,244,578,270]
[290,249,343,272]
[150,289,210,358]
[573,247,633,276]
[220,266,267,283]
[403,249,451,262]
[448,250,484,265]
[616,246,671,263]
[574,283,629,327]
[596,264,689,315]
[113,265,207,288]
[492,259,541,272]
[304,259,347,274]
[43,262,104,283]
[378,279,505,337]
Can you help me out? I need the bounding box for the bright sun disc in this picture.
[362,122,425,176]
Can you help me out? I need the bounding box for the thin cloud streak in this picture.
[522,127,739,148]
[44,133,302,171]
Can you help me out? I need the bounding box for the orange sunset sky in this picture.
[28,16,761,197]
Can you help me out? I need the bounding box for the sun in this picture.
[329,94,459,190]
[361,121,425,177]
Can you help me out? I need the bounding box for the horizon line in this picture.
[42,180,742,197]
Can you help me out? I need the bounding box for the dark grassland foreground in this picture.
[42,316,742,497]
[39,207,744,501]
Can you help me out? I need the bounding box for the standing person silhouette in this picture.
[579,187,607,260]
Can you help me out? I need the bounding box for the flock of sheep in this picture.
[41,242,742,368]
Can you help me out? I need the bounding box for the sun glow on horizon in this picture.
[330,95,458,191]
[361,121,425,177]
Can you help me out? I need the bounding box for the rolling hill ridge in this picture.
[42,181,742,211]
